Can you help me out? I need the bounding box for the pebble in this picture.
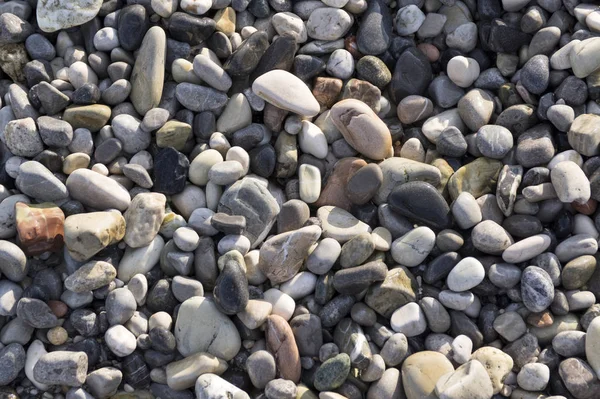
[174,296,241,360]
[33,351,88,387]
[252,70,320,117]
[447,56,480,88]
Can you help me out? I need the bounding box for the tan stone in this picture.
[470,346,513,394]
[64,211,126,261]
[330,99,392,160]
[401,351,454,399]
[165,352,228,390]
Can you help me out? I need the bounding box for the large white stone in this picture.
[174,296,241,360]
[252,70,320,117]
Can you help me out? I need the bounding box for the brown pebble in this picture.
[266,314,301,383]
[572,198,597,215]
[314,157,367,211]
[313,77,343,109]
[48,300,68,318]
[526,310,554,328]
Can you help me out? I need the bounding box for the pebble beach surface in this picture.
[1,0,600,398]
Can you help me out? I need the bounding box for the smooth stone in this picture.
[391,302,427,337]
[66,169,131,211]
[0,240,28,282]
[317,206,371,243]
[502,234,551,263]
[471,220,513,255]
[391,226,436,267]
[16,161,69,202]
[247,350,276,390]
[306,8,353,40]
[259,225,322,284]
[401,351,454,399]
[447,257,485,292]
[266,314,301,382]
[174,296,241,360]
[252,70,320,117]
[388,181,451,229]
[118,235,165,282]
[551,161,591,203]
[521,266,555,312]
[330,99,391,160]
[33,351,88,387]
[130,27,166,115]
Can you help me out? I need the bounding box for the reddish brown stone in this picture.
[313,77,343,109]
[16,202,65,256]
[314,157,367,211]
[572,198,597,215]
[48,300,68,317]
[266,314,301,383]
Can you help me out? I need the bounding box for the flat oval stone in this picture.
[388,181,452,229]
[330,99,392,160]
[502,234,551,263]
[252,70,320,117]
[521,266,554,312]
[391,226,436,267]
[447,257,485,292]
[471,220,514,255]
[130,26,166,116]
[66,169,131,211]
